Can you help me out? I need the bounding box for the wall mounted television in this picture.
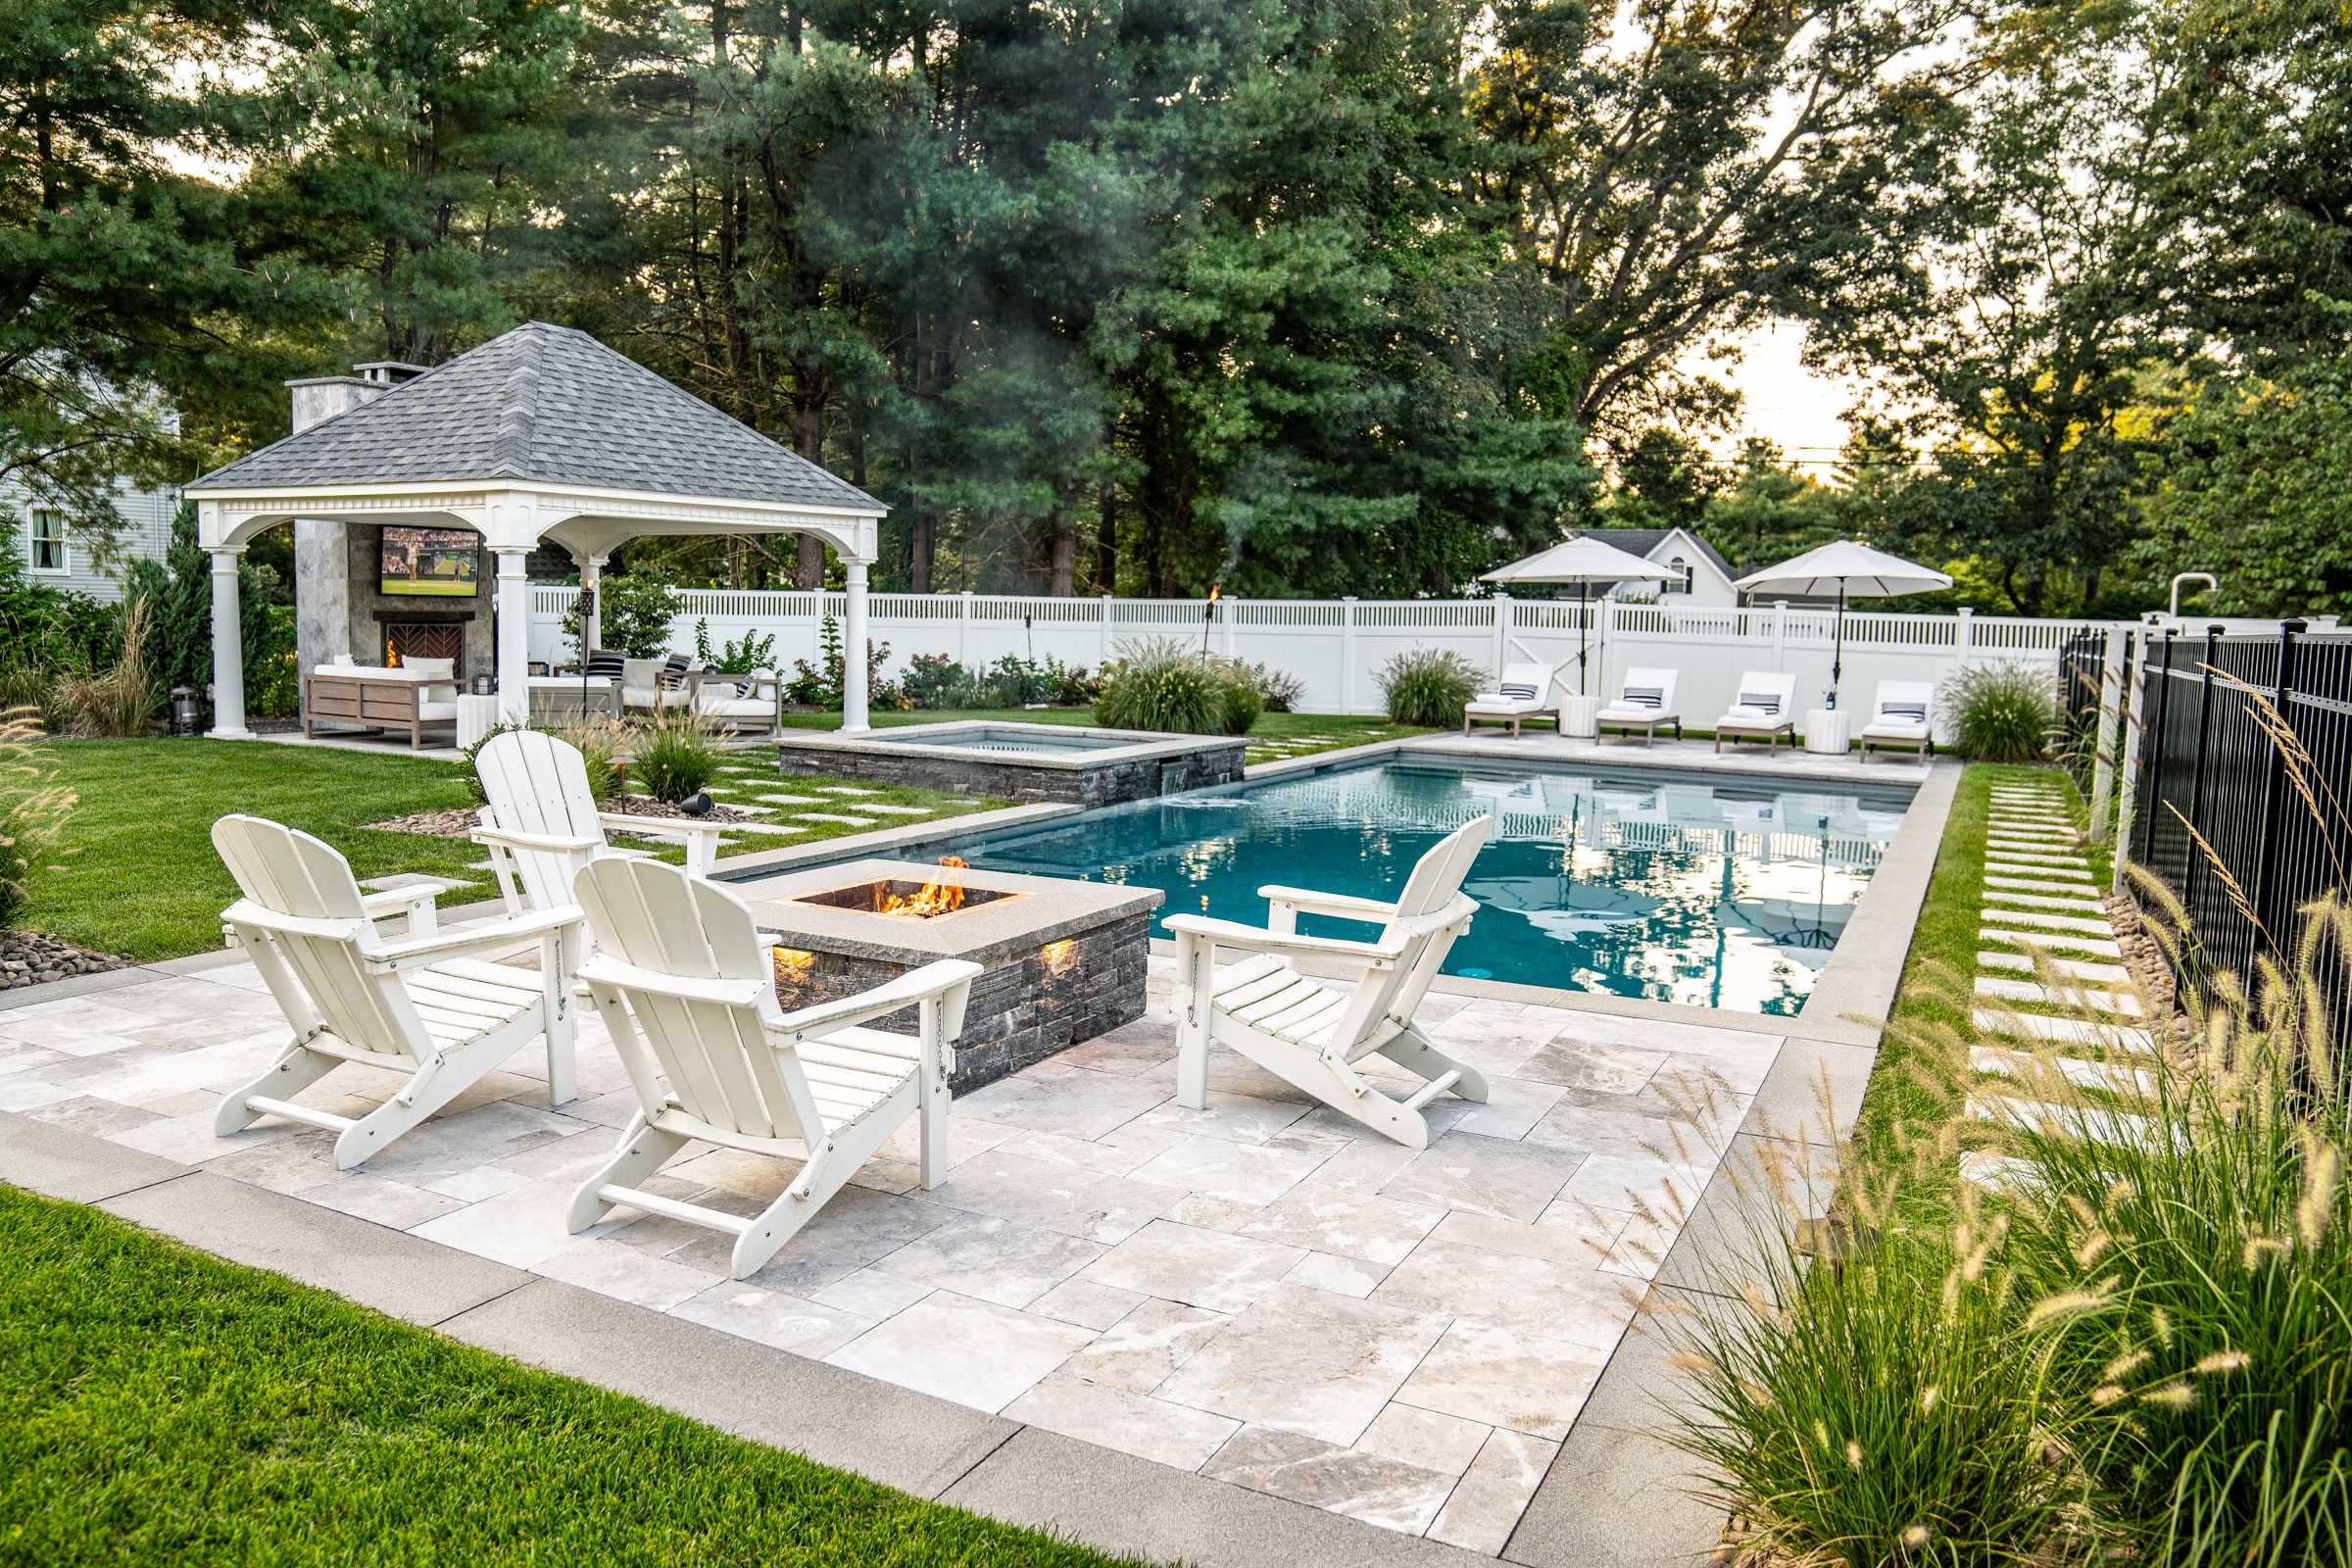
[379,526,481,598]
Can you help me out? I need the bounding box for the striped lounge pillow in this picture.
[1880,701,1928,722]
[1737,693,1782,714]
[585,650,626,680]
[1618,686,1663,710]
[1498,682,1540,701]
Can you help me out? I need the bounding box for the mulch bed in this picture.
[1,929,132,990]
[366,796,762,840]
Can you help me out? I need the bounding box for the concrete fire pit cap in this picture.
[741,858,1163,966]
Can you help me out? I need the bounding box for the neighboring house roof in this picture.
[1574,527,1736,582]
[187,321,882,514]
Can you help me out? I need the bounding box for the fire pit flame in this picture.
[878,857,970,919]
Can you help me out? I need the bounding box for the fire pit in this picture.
[742,857,1162,1092]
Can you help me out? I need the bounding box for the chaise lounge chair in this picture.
[1165,816,1494,1149]
[1714,671,1798,756]
[211,814,584,1168]
[1858,680,1935,764]
[564,857,980,1279]
[1462,662,1560,739]
[1595,668,1682,745]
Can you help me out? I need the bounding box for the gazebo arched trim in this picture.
[192,479,883,738]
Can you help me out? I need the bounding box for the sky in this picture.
[1705,318,1877,481]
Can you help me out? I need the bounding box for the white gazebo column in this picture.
[496,548,532,725]
[842,558,871,732]
[208,547,252,738]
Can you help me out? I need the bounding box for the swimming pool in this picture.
[939,760,1916,1015]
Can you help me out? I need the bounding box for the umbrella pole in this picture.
[1578,582,1589,696]
[1829,582,1846,710]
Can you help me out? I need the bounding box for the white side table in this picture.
[1558,695,1600,739]
[456,694,501,749]
[1802,708,1850,756]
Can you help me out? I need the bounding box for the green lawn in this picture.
[776,707,1433,763]
[25,740,1003,963]
[1851,760,2110,1153]
[0,1184,1143,1567]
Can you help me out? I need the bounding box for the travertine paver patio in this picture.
[3,950,1779,1554]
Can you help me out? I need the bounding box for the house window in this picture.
[27,511,66,573]
[1664,556,1690,595]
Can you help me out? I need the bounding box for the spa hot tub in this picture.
[774,721,1246,809]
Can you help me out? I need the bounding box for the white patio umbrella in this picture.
[1734,539,1952,710]
[1482,535,1672,695]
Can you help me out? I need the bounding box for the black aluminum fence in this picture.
[2128,623,2352,1041]
[2058,626,2109,802]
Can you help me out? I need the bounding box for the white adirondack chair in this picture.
[211,814,584,1169]
[1165,816,1494,1149]
[565,857,981,1279]
[471,729,724,916]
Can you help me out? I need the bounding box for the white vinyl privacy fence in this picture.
[529,588,2112,736]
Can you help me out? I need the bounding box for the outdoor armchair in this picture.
[211,814,584,1169]
[1165,816,1493,1149]
[564,857,980,1279]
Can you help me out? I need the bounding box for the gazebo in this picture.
[186,322,888,736]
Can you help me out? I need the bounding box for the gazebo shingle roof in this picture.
[187,321,882,513]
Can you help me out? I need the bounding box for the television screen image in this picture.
[380,527,481,597]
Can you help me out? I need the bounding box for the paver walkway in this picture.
[1964,779,2156,1179]
[0,945,1779,1554]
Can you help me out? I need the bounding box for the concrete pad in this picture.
[942,1425,1484,1567]
[1979,891,2109,916]
[101,1171,531,1327]
[1979,907,2115,936]
[1979,928,2122,957]
[1972,1009,2154,1053]
[1984,872,2098,895]
[0,1106,190,1202]
[442,1277,1020,1501]
[1974,976,2140,1015]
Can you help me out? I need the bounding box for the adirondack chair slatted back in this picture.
[1316,815,1490,1051]
[573,857,822,1145]
[476,730,603,910]
[212,814,432,1063]
[1374,816,1491,1026]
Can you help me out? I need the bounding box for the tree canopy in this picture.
[2,0,2345,610]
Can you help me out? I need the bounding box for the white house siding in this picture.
[2,479,178,601]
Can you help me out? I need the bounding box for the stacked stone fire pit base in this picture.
[740,858,1162,1093]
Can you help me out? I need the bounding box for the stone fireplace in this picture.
[738,858,1162,1093]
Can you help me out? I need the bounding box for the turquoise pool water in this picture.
[943,760,1915,1015]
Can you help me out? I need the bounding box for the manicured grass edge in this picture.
[0,1181,1148,1567]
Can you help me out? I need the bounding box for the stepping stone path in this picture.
[1965,779,2162,1179]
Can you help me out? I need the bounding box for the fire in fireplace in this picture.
[385,623,464,672]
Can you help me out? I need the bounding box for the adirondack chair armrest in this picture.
[577,954,771,1007]
[220,901,369,944]
[371,904,586,968]
[1256,885,1399,926]
[470,825,604,856]
[359,886,443,920]
[1162,913,1407,964]
[594,812,724,843]
[771,958,985,1041]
